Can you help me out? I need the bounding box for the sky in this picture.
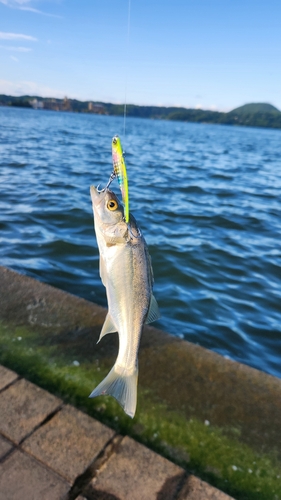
[1,0,281,111]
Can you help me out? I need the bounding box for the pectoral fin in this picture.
[97,313,117,343]
[146,294,160,324]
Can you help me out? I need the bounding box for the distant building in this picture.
[62,96,71,111]
[43,99,61,111]
[88,102,106,114]
[29,98,44,109]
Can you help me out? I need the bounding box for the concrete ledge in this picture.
[0,266,280,456]
[179,475,232,500]
[0,378,62,444]
[86,435,185,499]
[0,365,234,500]
[0,365,18,391]
[0,435,13,461]
[0,449,70,500]
[0,266,280,499]
[86,436,232,500]
[23,404,115,481]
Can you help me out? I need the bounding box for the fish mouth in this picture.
[90,185,99,196]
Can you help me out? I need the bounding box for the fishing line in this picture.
[123,0,131,143]
[101,2,132,218]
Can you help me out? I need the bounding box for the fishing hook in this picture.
[105,171,116,190]
[97,171,116,193]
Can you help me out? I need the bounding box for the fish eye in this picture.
[107,199,118,211]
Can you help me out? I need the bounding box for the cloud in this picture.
[19,5,46,12]
[0,45,32,51]
[19,6,61,17]
[0,32,37,41]
[0,0,34,5]
[0,0,61,17]
[11,55,19,62]
[0,79,66,98]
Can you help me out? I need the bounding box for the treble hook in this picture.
[105,171,116,190]
[97,171,116,193]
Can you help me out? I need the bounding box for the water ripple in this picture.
[1,107,281,378]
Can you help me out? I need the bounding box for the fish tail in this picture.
[89,364,138,418]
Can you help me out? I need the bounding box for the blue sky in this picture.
[1,0,281,111]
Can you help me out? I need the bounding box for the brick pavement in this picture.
[0,365,234,500]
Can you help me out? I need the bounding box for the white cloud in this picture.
[19,6,61,17]
[0,79,66,98]
[0,32,37,41]
[0,0,34,5]
[19,5,46,12]
[10,55,19,62]
[0,0,61,17]
[0,45,32,51]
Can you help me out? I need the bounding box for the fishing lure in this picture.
[112,135,129,223]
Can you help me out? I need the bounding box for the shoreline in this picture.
[0,266,280,499]
[1,96,281,131]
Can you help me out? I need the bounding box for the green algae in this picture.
[0,322,280,500]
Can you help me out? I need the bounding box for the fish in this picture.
[89,186,160,418]
[112,135,129,223]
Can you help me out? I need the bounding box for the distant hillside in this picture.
[1,94,281,130]
[231,103,280,114]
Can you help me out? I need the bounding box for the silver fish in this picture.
[89,186,160,418]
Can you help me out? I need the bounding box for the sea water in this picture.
[1,106,280,378]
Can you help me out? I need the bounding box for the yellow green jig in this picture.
[112,135,129,223]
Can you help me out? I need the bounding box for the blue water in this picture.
[1,106,281,378]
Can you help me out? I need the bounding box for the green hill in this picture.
[230,102,280,114]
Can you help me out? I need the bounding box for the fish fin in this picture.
[97,313,117,343]
[89,364,138,418]
[146,294,160,324]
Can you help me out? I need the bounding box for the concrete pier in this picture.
[0,266,280,499]
[0,365,232,499]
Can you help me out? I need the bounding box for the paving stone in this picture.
[88,436,185,500]
[23,404,115,481]
[0,365,18,391]
[0,435,13,460]
[179,474,234,500]
[0,449,70,500]
[0,378,62,444]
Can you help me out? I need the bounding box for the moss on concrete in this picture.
[0,322,280,500]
